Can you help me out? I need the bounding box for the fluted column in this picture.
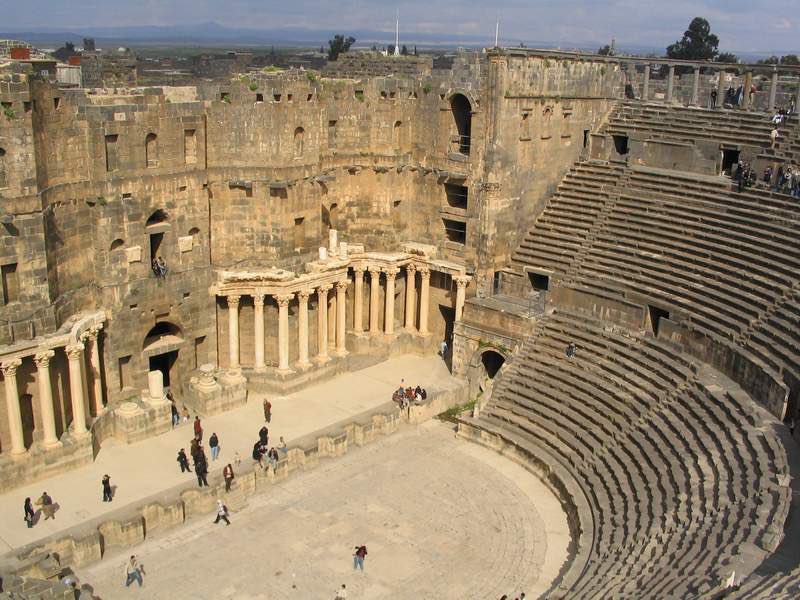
[742,71,753,109]
[352,266,365,333]
[691,68,700,106]
[317,285,331,362]
[369,268,381,335]
[768,68,778,112]
[276,293,293,372]
[328,291,336,348]
[454,275,471,322]
[86,326,104,415]
[404,264,417,331]
[666,65,675,103]
[642,64,650,101]
[297,290,311,368]
[717,69,726,108]
[335,280,348,355]
[2,358,26,455]
[227,295,241,369]
[66,343,88,437]
[253,294,265,370]
[384,268,398,335]
[418,267,431,335]
[34,351,59,448]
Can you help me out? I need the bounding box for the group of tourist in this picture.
[22,492,56,528]
[763,165,800,197]
[733,161,757,192]
[151,256,168,278]
[251,424,286,471]
[392,384,428,408]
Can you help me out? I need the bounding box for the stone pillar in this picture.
[642,64,650,101]
[335,281,348,355]
[691,68,700,106]
[66,343,88,437]
[296,290,311,368]
[85,326,105,416]
[327,291,336,348]
[253,294,265,370]
[384,268,398,335]
[404,264,417,331]
[717,69,727,108]
[352,266,365,333]
[796,80,800,116]
[2,358,26,455]
[227,295,241,369]
[276,294,293,372]
[768,68,779,112]
[454,276,471,322]
[369,268,381,335]
[742,71,753,110]
[666,65,675,103]
[317,285,331,362]
[418,267,431,335]
[34,351,59,448]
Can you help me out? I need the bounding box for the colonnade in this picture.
[1,324,104,457]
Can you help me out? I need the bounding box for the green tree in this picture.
[716,51,738,64]
[758,56,780,65]
[401,44,409,56]
[597,45,612,56]
[780,54,799,65]
[666,17,719,61]
[327,35,356,61]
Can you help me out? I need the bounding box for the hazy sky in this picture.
[4,0,797,53]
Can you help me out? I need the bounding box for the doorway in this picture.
[647,305,670,336]
[149,350,178,387]
[481,350,505,379]
[612,134,629,155]
[721,149,740,176]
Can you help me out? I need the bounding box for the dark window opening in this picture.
[528,271,549,292]
[53,97,61,110]
[612,134,629,155]
[145,133,158,168]
[149,232,164,268]
[104,134,118,172]
[149,350,178,388]
[118,355,131,390]
[583,129,590,148]
[110,238,124,251]
[256,93,264,102]
[0,147,6,188]
[184,129,197,164]
[444,183,468,209]
[482,351,505,379]
[328,120,337,149]
[443,218,467,244]
[450,94,472,155]
[721,149,740,176]
[273,94,281,102]
[648,305,670,336]
[294,216,305,249]
[1,263,19,304]
[23,101,31,113]
[270,187,288,199]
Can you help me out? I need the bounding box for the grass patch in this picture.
[437,398,478,423]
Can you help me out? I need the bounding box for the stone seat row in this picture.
[475,311,790,598]
[616,102,795,129]
[743,289,800,383]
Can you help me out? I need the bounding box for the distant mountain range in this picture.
[0,22,785,60]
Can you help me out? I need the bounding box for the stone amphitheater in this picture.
[0,46,799,598]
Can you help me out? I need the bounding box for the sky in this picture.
[3,0,797,54]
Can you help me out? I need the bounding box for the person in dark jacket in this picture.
[102,474,113,502]
[24,497,35,528]
[209,432,220,461]
[353,545,368,571]
[177,448,191,473]
[223,463,235,492]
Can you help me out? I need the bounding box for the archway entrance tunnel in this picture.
[143,321,183,388]
[450,94,472,155]
[481,350,505,379]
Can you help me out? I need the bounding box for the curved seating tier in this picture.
[473,311,790,597]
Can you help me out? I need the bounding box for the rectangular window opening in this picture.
[1,263,19,304]
[444,183,468,209]
[442,218,467,244]
[118,355,131,390]
[527,271,549,292]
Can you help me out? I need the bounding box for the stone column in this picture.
[796,80,800,116]
[335,280,348,355]
[66,343,88,437]
[85,326,104,415]
[253,294,265,370]
[2,358,26,455]
[717,69,726,108]
[276,294,293,372]
[317,285,331,362]
[384,268,398,335]
[34,351,59,448]
[666,65,675,103]
[742,71,753,110]
[369,268,381,335]
[691,68,700,106]
[296,290,311,368]
[328,291,336,348]
[454,275,471,322]
[404,264,417,331]
[352,266,365,333]
[642,64,650,101]
[418,266,431,335]
[768,68,779,112]
[227,295,241,369]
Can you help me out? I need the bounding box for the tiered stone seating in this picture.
[471,311,790,598]
[727,568,800,599]
[742,289,800,384]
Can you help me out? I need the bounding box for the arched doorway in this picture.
[468,347,507,400]
[143,322,183,387]
[450,94,472,155]
[481,350,505,380]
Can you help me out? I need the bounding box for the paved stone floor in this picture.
[79,421,570,599]
[0,355,462,553]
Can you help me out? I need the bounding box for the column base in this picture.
[253,365,267,373]
[333,348,349,357]
[315,355,331,365]
[41,440,63,451]
[296,360,313,371]
[10,448,29,459]
[277,367,294,376]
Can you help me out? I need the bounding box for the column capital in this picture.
[66,343,85,359]
[297,289,312,301]
[383,267,400,278]
[368,266,381,277]
[227,295,241,308]
[253,293,265,307]
[352,264,367,274]
[317,283,333,294]
[34,350,56,368]
[418,265,431,277]
[276,293,294,307]
[405,263,417,274]
[454,275,472,288]
[335,280,349,291]
[1,358,22,375]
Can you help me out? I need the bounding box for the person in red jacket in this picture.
[193,416,202,441]
[353,545,367,571]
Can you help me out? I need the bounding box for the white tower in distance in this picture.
[394,9,401,56]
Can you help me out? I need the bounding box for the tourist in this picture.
[37,491,55,520]
[213,500,231,526]
[23,497,35,528]
[278,436,288,454]
[335,584,348,599]
[181,406,190,424]
[748,84,756,108]
[194,416,203,441]
[177,448,191,473]
[233,450,241,467]
[223,463,235,492]
[102,474,113,502]
[353,545,367,571]
[209,432,220,461]
[268,447,279,471]
[263,398,272,423]
[440,340,448,357]
[123,555,144,588]
[252,441,266,469]
[259,425,269,446]
[565,342,577,358]
[170,400,179,427]
[195,456,209,487]
[709,89,717,109]
[770,128,779,149]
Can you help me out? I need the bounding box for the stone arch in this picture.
[392,120,403,150]
[449,93,472,155]
[146,209,169,227]
[145,132,158,168]
[467,345,510,400]
[293,127,305,157]
[110,238,125,251]
[142,321,183,388]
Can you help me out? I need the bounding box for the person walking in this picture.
[209,432,220,461]
[123,555,144,588]
[353,545,367,571]
[267,447,279,471]
[177,448,191,473]
[193,416,203,441]
[440,340,448,357]
[102,475,113,502]
[23,497,35,528]
[263,398,272,423]
[223,463,235,493]
[38,491,55,520]
[213,500,230,525]
[710,88,717,109]
[170,401,179,428]
[335,584,348,599]
[195,457,209,488]
[259,425,269,446]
